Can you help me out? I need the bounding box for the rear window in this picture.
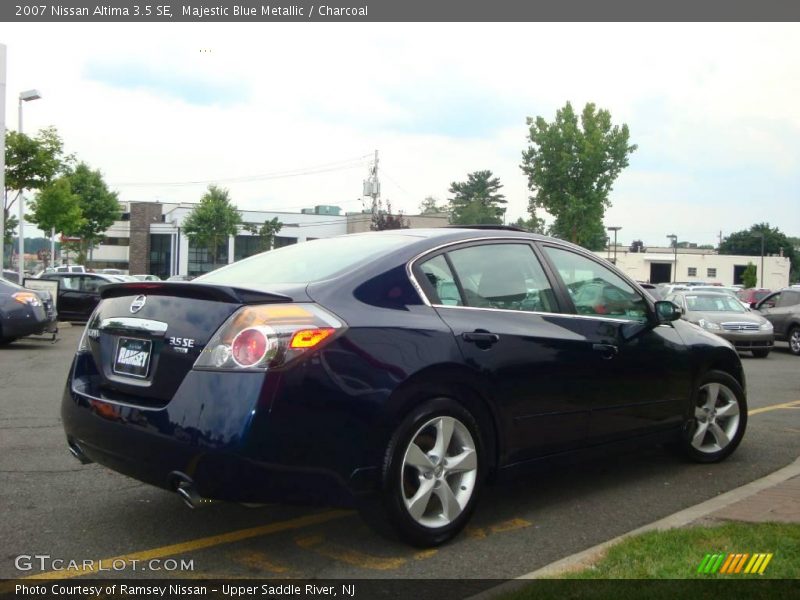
[197,234,413,285]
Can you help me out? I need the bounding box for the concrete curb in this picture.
[57,322,73,328]
[468,456,800,599]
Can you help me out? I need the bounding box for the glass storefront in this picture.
[234,235,263,261]
[149,234,172,280]
[188,239,229,277]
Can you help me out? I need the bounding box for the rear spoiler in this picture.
[100,282,291,304]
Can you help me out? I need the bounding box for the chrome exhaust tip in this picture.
[67,440,93,465]
[177,483,201,509]
[170,472,216,509]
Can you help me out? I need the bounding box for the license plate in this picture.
[113,337,152,378]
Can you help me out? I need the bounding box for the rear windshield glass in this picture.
[197,234,413,285]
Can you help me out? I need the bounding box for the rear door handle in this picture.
[592,343,619,359]
[462,331,500,347]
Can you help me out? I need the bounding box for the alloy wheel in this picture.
[691,382,741,453]
[790,328,800,355]
[401,416,478,528]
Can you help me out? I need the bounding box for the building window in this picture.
[102,236,130,246]
[687,267,697,277]
[707,268,717,278]
[273,236,297,249]
[188,239,229,277]
[149,234,172,280]
[234,235,263,261]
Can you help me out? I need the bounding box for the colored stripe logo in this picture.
[697,553,773,574]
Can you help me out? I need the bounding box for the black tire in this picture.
[751,349,771,358]
[361,397,486,547]
[678,370,747,464]
[788,326,800,356]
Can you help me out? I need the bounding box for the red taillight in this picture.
[194,303,345,371]
[290,328,335,349]
[231,328,269,367]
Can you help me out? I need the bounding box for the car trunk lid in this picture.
[84,282,306,405]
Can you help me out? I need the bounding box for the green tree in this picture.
[448,170,506,225]
[66,163,121,265]
[513,216,545,234]
[4,127,74,255]
[183,185,241,270]
[244,217,283,252]
[27,177,84,246]
[419,196,446,215]
[741,262,757,289]
[719,223,797,282]
[371,200,408,231]
[520,101,636,248]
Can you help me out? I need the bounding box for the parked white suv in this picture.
[55,265,87,274]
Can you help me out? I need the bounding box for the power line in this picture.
[110,154,373,188]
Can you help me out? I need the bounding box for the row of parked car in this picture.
[0,268,178,343]
[643,282,800,358]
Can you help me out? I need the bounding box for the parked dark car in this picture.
[755,288,800,356]
[38,272,119,321]
[62,229,748,546]
[3,269,20,284]
[0,278,58,344]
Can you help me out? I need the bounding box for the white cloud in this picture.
[3,22,799,244]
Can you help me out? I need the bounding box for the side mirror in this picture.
[750,301,758,310]
[655,300,682,323]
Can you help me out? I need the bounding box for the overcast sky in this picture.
[2,23,799,246]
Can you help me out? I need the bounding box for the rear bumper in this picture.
[61,353,378,507]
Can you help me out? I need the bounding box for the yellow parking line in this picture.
[16,510,352,582]
[749,400,800,415]
[232,550,292,574]
[295,534,406,570]
[467,517,532,539]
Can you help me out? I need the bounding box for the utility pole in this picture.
[363,150,381,230]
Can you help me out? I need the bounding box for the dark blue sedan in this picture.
[62,228,747,546]
[1,277,58,344]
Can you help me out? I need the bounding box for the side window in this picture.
[59,276,76,291]
[778,291,800,308]
[79,276,101,293]
[419,255,462,306]
[761,293,780,309]
[446,243,557,313]
[544,246,648,322]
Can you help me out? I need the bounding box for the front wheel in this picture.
[679,370,747,463]
[363,398,485,547]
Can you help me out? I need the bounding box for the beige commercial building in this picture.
[596,246,791,289]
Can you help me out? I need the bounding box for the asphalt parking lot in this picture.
[1,328,799,581]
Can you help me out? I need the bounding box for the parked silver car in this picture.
[754,288,800,356]
[666,291,774,358]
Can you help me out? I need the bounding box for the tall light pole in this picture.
[754,232,765,288]
[607,226,622,264]
[17,89,42,284]
[0,45,6,272]
[667,234,678,282]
